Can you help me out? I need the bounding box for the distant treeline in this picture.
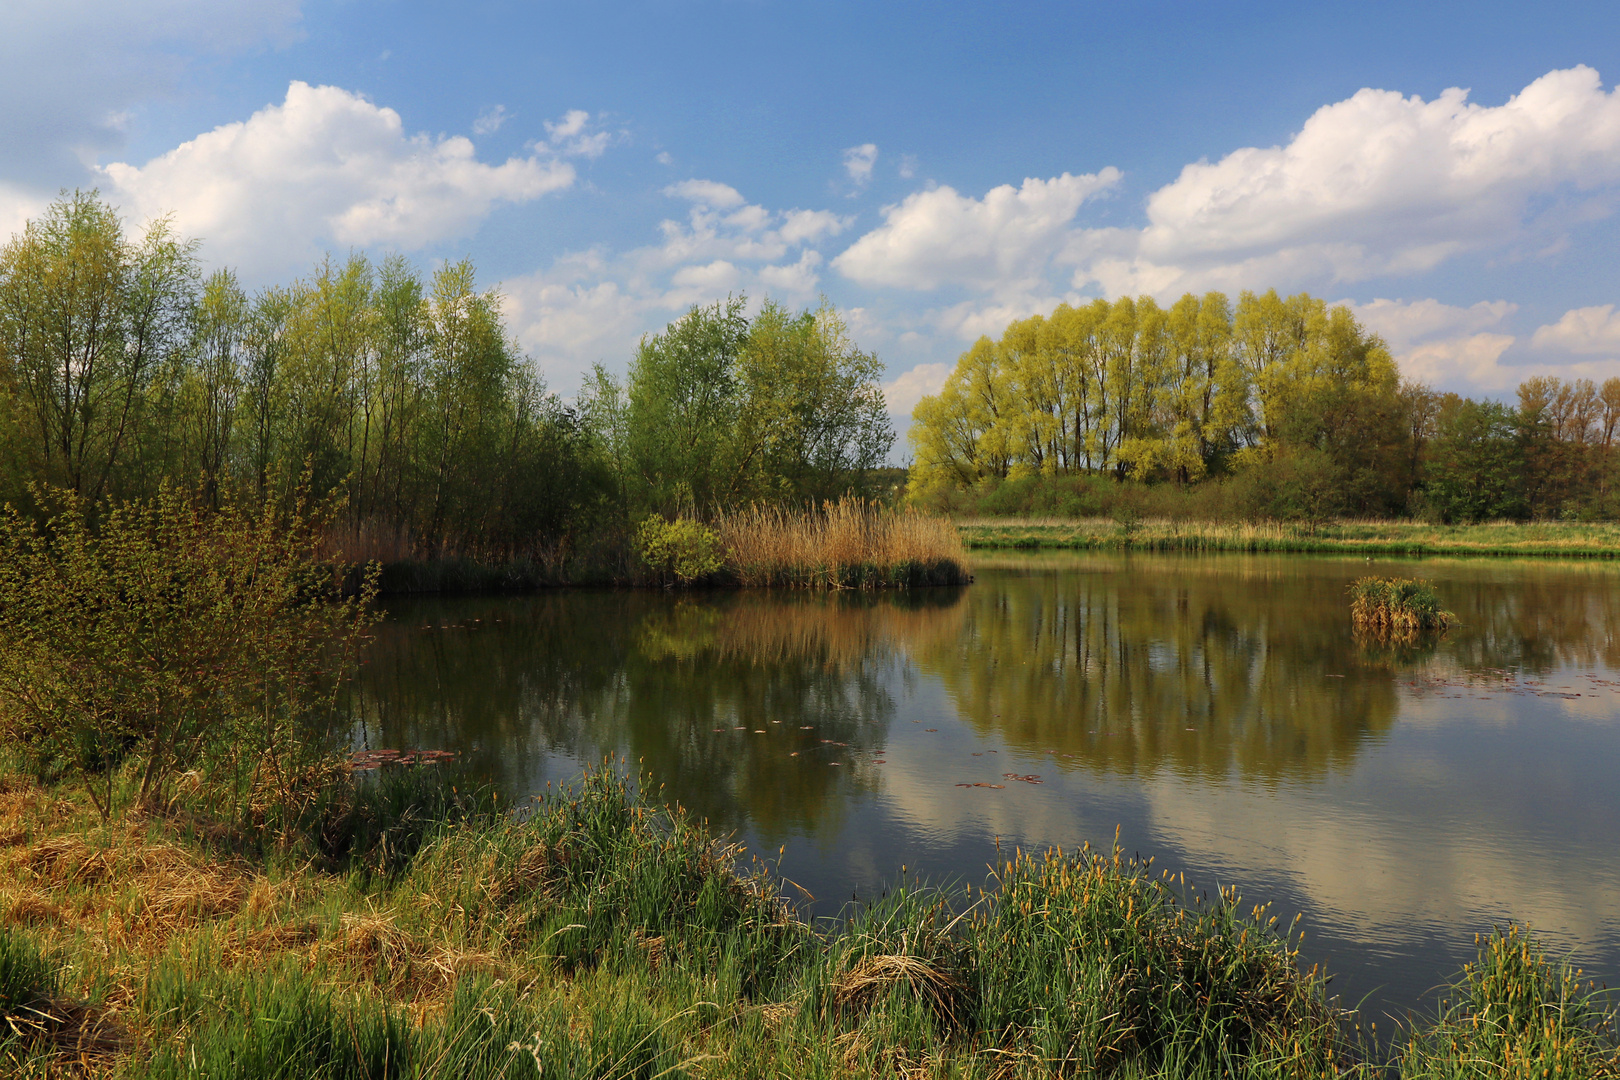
[910,292,1620,522]
[0,193,894,565]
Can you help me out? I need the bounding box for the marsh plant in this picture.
[1348,576,1454,636]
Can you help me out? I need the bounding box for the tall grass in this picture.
[3,761,1615,1077]
[715,498,969,588]
[1401,926,1618,1078]
[1348,577,1454,635]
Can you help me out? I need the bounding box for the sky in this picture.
[7,1,1620,440]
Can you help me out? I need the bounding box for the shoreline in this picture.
[0,764,1610,1077]
[957,518,1620,559]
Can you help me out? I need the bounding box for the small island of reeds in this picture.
[1348,576,1455,635]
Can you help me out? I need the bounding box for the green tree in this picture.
[0,191,198,503]
[1426,397,1523,522]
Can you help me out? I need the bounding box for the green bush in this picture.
[0,481,377,822]
[635,514,725,584]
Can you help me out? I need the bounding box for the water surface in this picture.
[354,553,1620,1020]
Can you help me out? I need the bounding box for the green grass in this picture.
[0,764,1614,1078]
[1348,577,1454,635]
[957,517,1620,558]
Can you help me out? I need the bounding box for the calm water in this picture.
[354,553,1620,1020]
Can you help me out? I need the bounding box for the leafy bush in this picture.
[635,514,724,584]
[0,481,376,821]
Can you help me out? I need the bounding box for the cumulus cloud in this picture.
[832,66,1620,311]
[1346,296,1620,392]
[501,182,856,388]
[544,109,611,158]
[834,171,1121,293]
[97,81,575,276]
[1530,305,1620,355]
[843,143,878,189]
[662,179,746,209]
[882,362,953,421]
[1085,66,1620,295]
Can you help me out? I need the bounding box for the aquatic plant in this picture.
[1348,576,1454,634]
[1400,925,1619,1078]
[715,497,968,588]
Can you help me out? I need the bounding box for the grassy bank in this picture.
[336,501,971,594]
[958,517,1620,559]
[0,763,1612,1078]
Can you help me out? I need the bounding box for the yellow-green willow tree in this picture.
[908,289,1413,513]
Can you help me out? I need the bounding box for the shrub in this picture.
[635,514,724,584]
[0,481,377,821]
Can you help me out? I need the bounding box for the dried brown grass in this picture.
[715,499,967,589]
[832,952,967,1027]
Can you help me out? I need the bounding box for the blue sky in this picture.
[7,2,1620,432]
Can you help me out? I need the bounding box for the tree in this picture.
[1425,397,1523,522]
[0,191,198,503]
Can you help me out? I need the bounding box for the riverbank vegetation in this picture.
[0,192,916,591]
[955,517,1620,557]
[909,292,1620,526]
[0,763,1613,1078]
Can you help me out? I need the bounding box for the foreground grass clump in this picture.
[1348,577,1454,635]
[1402,926,1619,1079]
[0,762,1614,1077]
[713,498,969,588]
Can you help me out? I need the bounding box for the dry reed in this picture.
[715,499,968,589]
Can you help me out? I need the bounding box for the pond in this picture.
[352,552,1620,1022]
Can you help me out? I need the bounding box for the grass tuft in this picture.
[1401,925,1619,1078]
[1348,577,1454,635]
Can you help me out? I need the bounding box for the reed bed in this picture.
[0,763,1613,1078]
[1348,577,1454,635]
[715,498,969,589]
[960,517,1620,558]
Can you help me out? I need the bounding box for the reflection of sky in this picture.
[360,556,1620,1020]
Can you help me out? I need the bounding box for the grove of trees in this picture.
[0,193,895,566]
[909,292,1620,522]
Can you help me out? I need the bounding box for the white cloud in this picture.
[97,81,575,276]
[882,362,953,420]
[1530,305,1620,355]
[1080,66,1620,295]
[1343,296,1620,392]
[544,109,611,159]
[502,183,857,388]
[0,182,45,241]
[830,66,1620,309]
[473,104,509,136]
[756,250,823,298]
[898,154,917,180]
[662,179,746,209]
[833,171,1121,293]
[843,143,878,189]
[1353,297,1518,347]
